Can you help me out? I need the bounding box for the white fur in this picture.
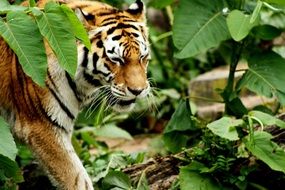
[45,58,80,132]
[129,3,139,10]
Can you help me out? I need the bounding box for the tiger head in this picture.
[72,0,150,112]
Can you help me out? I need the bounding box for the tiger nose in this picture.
[127,87,143,96]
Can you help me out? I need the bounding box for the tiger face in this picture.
[74,0,150,111]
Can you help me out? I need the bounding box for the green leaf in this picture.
[164,100,196,133]
[180,166,222,190]
[252,25,282,40]
[95,124,133,140]
[263,0,285,6]
[102,171,132,190]
[60,4,91,50]
[250,0,263,24]
[163,132,190,153]
[244,131,285,173]
[207,117,242,141]
[0,155,23,182]
[0,0,9,7]
[0,117,17,161]
[32,3,77,76]
[0,1,26,14]
[148,0,174,9]
[222,93,248,117]
[249,110,285,129]
[173,0,230,58]
[29,0,36,7]
[163,100,198,153]
[237,51,285,105]
[226,10,258,41]
[0,11,47,86]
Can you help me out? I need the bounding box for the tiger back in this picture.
[0,0,150,189]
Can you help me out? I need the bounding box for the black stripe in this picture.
[65,72,82,102]
[104,63,111,71]
[46,83,75,120]
[96,40,103,48]
[101,17,116,23]
[122,19,136,22]
[92,61,110,77]
[47,71,58,91]
[97,10,119,17]
[131,32,139,38]
[112,35,122,41]
[34,84,67,131]
[81,10,95,21]
[101,21,117,27]
[15,63,28,112]
[107,47,115,54]
[101,15,130,25]
[93,52,99,66]
[111,57,124,65]
[83,71,102,86]
[107,23,139,35]
[23,74,39,115]
[81,47,89,67]
[90,34,101,42]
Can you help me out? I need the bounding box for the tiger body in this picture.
[0,0,150,189]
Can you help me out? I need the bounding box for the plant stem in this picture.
[228,42,244,92]
[222,41,245,114]
[149,37,169,80]
[166,6,174,26]
[152,31,173,43]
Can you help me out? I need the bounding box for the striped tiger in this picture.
[0,0,150,189]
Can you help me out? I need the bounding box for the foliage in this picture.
[0,1,89,86]
[0,118,23,189]
[1,0,285,189]
[173,0,231,58]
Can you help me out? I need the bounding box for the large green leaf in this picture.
[173,0,230,58]
[32,3,77,76]
[226,10,258,41]
[0,117,17,161]
[237,52,285,105]
[0,11,47,86]
[244,131,285,173]
[180,166,222,190]
[60,4,91,50]
[94,124,133,140]
[207,117,243,141]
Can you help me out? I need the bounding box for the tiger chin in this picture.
[0,0,150,189]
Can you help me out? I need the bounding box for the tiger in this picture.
[0,0,150,189]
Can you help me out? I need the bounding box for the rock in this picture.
[189,64,276,119]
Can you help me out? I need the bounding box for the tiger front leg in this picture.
[15,121,94,190]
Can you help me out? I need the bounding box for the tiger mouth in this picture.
[107,95,136,107]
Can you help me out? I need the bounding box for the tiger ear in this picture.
[126,0,145,22]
